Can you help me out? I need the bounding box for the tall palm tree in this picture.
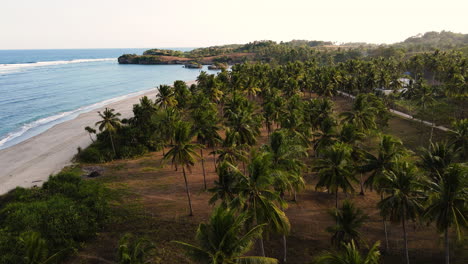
[450,119,468,159]
[209,161,243,207]
[339,94,377,133]
[155,84,177,109]
[423,164,467,264]
[212,129,249,166]
[314,142,357,209]
[378,161,424,264]
[164,121,200,216]
[362,135,407,251]
[262,130,307,262]
[419,142,457,181]
[314,240,381,264]
[224,109,261,147]
[191,108,221,190]
[174,207,278,264]
[95,108,122,157]
[338,124,366,195]
[326,200,368,248]
[233,151,290,257]
[312,117,337,157]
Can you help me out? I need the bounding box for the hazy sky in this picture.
[1,0,466,49]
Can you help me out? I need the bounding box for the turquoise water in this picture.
[0,48,209,149]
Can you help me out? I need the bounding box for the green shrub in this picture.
[0,171,111,263]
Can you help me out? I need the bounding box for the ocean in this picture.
[0,48,210,150]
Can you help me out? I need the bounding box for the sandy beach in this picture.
[0,81,194,195]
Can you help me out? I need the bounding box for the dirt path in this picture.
[337,91,452,132]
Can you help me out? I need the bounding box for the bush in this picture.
[0,171,111,263]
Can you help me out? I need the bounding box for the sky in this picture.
[0,0,466,49]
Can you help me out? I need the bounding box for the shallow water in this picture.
[0,48,210,149]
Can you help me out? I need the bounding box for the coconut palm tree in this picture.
[262,130,307,263]
[306,98,333,131]
[314,240,381,264]
[338,124,366,195]
[361,134,407,251]
[312,117,338,157]
[423,164,468,264]
[233,151,290,257]
[339,94,377,133]
[212,129,249,166]
[191,107,221,190]
[95,108,122,157]
[450,119,468,159]
[174,207,278,264]
[326,200,368,248]
[84,126,96,143]
[314,142,357,209]
[209,161,243,207]
[419,142,457,181]
[155,84,177,109]
[117,233,154,264]
[164,121,200,216]
[224,109,261,147]
[378,161,424,264]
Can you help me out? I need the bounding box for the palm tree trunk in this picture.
[359,173,364,195]
[335,191,339,209]
[429,109,435,147]
[200,148,207,190]
[402,213,410,264]
[445,228,449,264]
[283,235,287,263]
[381,193,390,252]
[212,146,217,171]
[182,167,194,216]
[109,131,116,157]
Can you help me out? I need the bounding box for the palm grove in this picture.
[75,48,468,264]
[0,39,465,263]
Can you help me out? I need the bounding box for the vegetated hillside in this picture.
[118,31,468,66]
[394,31,468,52]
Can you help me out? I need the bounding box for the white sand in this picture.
[0,81,194,195]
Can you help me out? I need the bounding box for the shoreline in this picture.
[0,80,195,195]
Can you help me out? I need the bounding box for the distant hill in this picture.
[393,31,468,51]
[118,31,468,65]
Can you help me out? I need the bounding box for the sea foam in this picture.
[0,58,116,74]
[0,88,153,150]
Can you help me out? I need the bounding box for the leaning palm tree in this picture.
[95,108,122,157]
[164,121,200,216]
[326,200,368,248]
[314,240,381,264]
[314,142,357,209]
[378,161,424,264]
[191,107,221,190]
[84,126,96,143]
[423,164,468,264]
[174,207,278,264]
